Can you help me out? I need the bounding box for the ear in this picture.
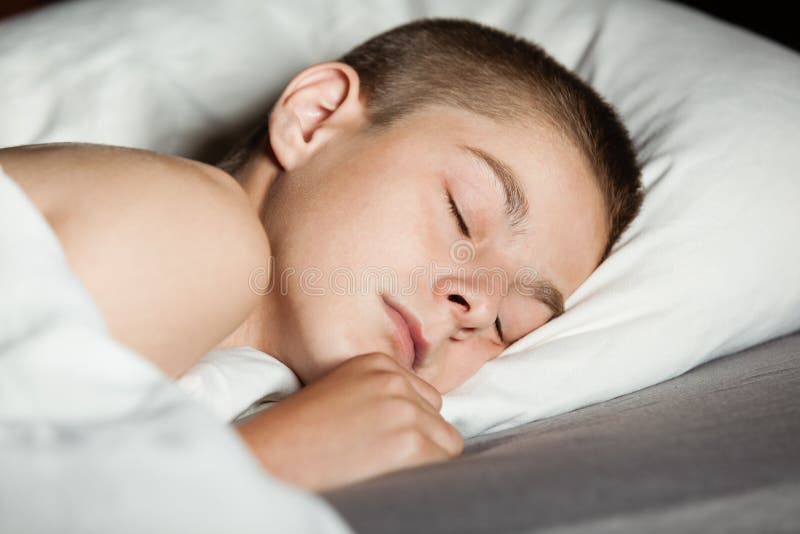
[268,61,366,171]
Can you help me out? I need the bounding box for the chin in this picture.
[295,347,362,386]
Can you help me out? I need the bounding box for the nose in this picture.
[447,286,501,341]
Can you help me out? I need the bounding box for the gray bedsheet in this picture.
[322,330,800,533]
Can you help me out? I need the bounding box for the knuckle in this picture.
[449,427,465,455]
[396,429,428,457]
[374,371,411,395]
[376,397,418,425]
[392,398,422,425]
[362,351,395,368]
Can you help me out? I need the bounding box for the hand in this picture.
[234,352,464,492]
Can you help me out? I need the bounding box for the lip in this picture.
[382,296,430,370]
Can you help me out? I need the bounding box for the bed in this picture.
[1,1,798,532]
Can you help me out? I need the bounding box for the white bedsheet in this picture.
[0,167,352,533]
[177,346,300,422]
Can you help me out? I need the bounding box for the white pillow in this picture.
[2,0,798,439]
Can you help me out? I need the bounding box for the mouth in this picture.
[381,295,430,370]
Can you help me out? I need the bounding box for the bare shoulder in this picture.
[0,143,271,377]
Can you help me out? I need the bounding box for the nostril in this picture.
[448,294,468,308]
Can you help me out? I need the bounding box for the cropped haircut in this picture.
[218,18,644,262]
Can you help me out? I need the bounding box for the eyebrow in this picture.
[521,277,565,320]
[459,144,530,236]
[457,144,565,321]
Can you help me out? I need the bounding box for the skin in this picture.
[0,61,608,491]
[0,143,269,378]
[221,61,609,395]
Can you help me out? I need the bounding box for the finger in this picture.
[369,352,443,412]
[412,407,464,458]
[404,369,443,413]
[397,439,453,473]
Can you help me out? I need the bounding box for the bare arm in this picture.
[0,143,270,378]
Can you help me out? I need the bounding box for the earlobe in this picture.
[268,62,366,171]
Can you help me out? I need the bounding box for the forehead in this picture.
[381,104,608,297]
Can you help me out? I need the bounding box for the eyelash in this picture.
[494,318,505,344]
[447,190,504,344]
[447,192,471,238]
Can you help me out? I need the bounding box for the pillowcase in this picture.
[2,0,798,439]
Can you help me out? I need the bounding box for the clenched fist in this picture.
[234,352,464,492]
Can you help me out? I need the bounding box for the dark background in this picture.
[670,1,797,52]
[1,1,797,53]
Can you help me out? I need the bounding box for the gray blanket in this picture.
[323,330,800,533]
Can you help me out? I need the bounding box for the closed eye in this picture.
[447,191,471,238]
[494,317,504,344]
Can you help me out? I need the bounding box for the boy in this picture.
[0,18,643,491]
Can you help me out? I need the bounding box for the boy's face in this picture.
[260,104,607,393]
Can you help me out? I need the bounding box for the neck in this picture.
[236,153,277,222]
[214,152,288,368]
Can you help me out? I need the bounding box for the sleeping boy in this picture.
[0,18,643,491]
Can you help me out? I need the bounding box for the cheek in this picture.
[427,339,503,394]
[501,293,553,345]
[355,180,448,283]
